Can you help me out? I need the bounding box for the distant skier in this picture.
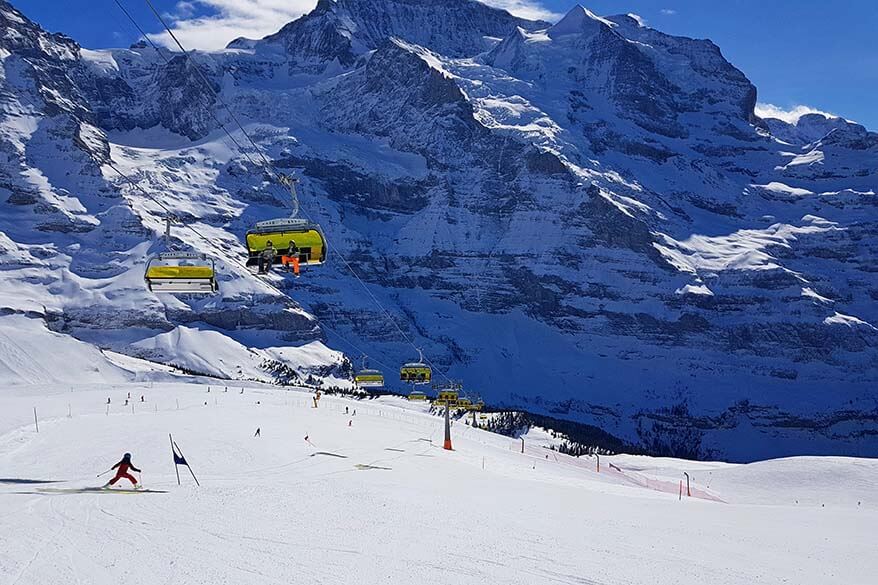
[106,397,111,405]
[254,427,261,437]
[258,241,277,274]
[345,406,349,414]
[140,395,145,402]
[104,453,141,488]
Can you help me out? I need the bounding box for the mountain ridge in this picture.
[1,0,876,461]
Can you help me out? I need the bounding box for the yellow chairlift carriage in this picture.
[244,176,326,274]
[354,369,385,388]
[432,382,462,408]
[144,252,218,294]
[144,218,219,295]
[400,349,432,385]
[436,388,459,405]
[245,218,326,269]
[354,356,384,389]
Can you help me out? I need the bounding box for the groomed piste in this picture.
[1,376,875,585]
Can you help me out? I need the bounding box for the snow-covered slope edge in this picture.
[0,314,131,385]
[0,313,350,388]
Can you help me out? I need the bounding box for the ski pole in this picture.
[96,469,113,478]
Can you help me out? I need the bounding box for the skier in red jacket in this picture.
[104,453,141,488]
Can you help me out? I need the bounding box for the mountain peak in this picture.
[548,5,614,38]
[251,0,548,61]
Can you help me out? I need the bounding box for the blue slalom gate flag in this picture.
[170,434,200,486]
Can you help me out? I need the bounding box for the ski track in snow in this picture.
[0,382,875,585]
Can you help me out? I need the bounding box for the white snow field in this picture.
[1,381,876,585]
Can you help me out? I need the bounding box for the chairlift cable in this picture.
[130,0,452,383]
[112,0,264,175]
[102,158,390,371]
[16,59,395,382]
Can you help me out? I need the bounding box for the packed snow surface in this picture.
[1,381,875,585]
[0,315,132,385]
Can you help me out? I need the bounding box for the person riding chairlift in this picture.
[258,241,277,274]
[281,242,300,277]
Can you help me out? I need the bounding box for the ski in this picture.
[34,487,168,495]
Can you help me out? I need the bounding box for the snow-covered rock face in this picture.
[242,0,547,66]
[485,8,757,148]
[0,0,344,387]
[1,0,876,461]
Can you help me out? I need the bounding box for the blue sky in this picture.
[14,0,878,129]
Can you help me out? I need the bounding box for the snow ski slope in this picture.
[1,381,875,584]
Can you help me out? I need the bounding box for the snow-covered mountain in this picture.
[231,0,547,62]
[1,0,876,461]
[0,1,346,387]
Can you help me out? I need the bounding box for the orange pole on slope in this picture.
[443,402,453,450]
